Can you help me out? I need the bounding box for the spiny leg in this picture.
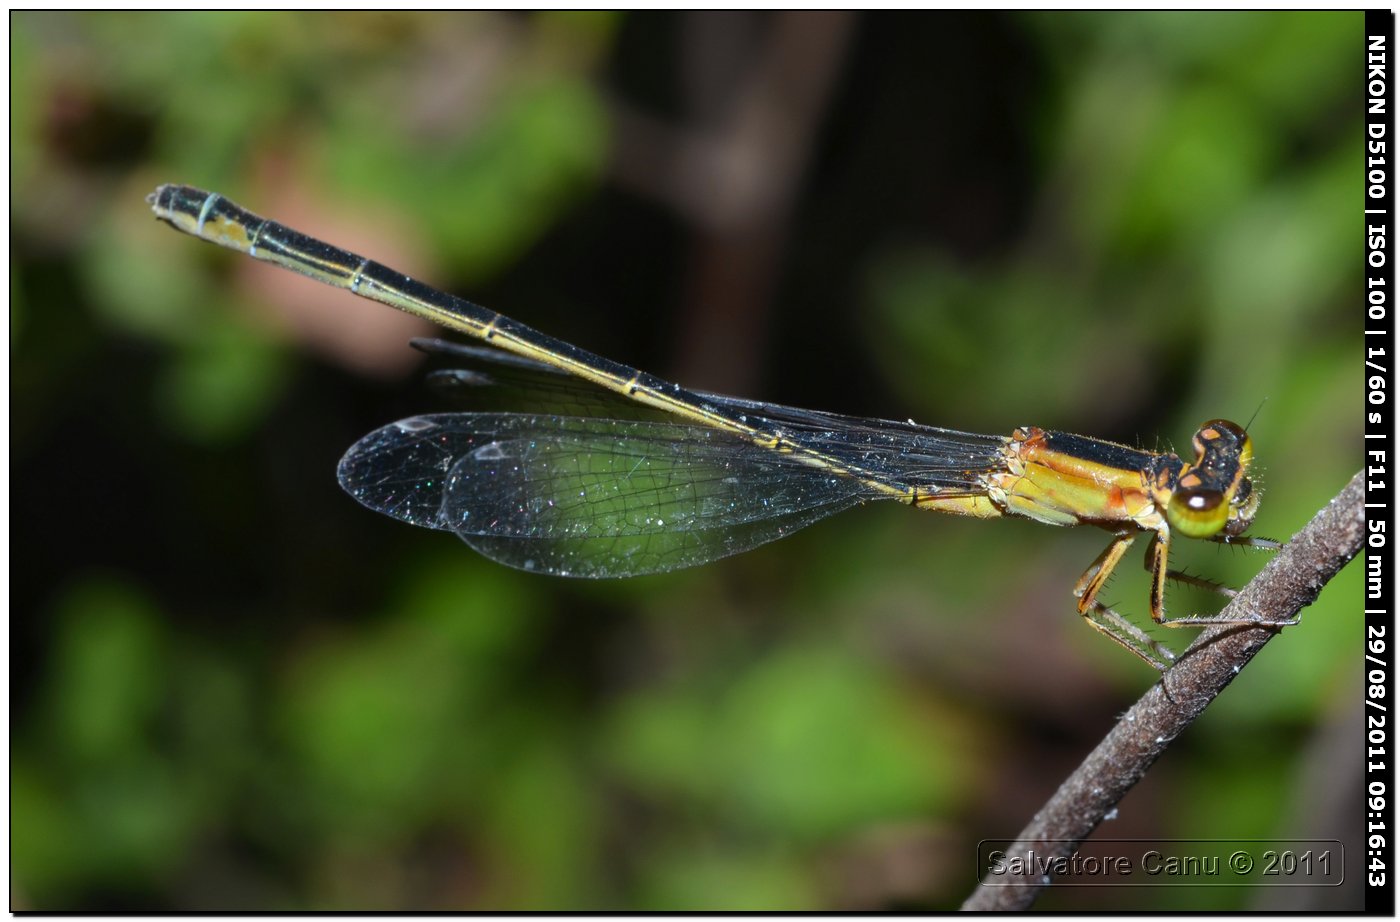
[1156,610,1300,628]
[1149,541,1235,597]
[1147,529,1297,630]
[1074,532,1135,613]
[1081,600,1177,672]
[1148,533,1282,600]
[1213,534,1282,551]
[1074,534,1176,671]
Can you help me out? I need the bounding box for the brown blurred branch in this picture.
[608,12,855,394]
[961,470,1365,912]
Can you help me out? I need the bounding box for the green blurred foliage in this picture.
[12,11,1363,911]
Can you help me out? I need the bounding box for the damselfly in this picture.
[148,184,1284,670]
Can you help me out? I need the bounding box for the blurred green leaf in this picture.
[720,644,965,840]
[16,577,207,904]
[324,76,609,281]
[155,316,290,444]
[606,640,970,842]
[478,734,601,908]
[638,843,815,911]
[45,578,166,762]
[278,558,543,841]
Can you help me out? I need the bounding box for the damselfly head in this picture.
[1165,419,1257,539]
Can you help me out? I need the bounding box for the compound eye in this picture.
[1200,419,1247,442]
[1167,486,1229,538]
[1192,419,1253,470]
[1192,420,1233,453]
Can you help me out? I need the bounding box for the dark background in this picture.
[12,11,1362,910]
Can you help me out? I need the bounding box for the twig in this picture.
[607,13,854,396]
[961,470,1365,912]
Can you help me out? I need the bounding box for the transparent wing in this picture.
[337,413,885,577]
[412,337,1010,493]
[414,338,681,422]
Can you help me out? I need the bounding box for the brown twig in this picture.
[961,470,1365,912]
[607,12,855,396]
